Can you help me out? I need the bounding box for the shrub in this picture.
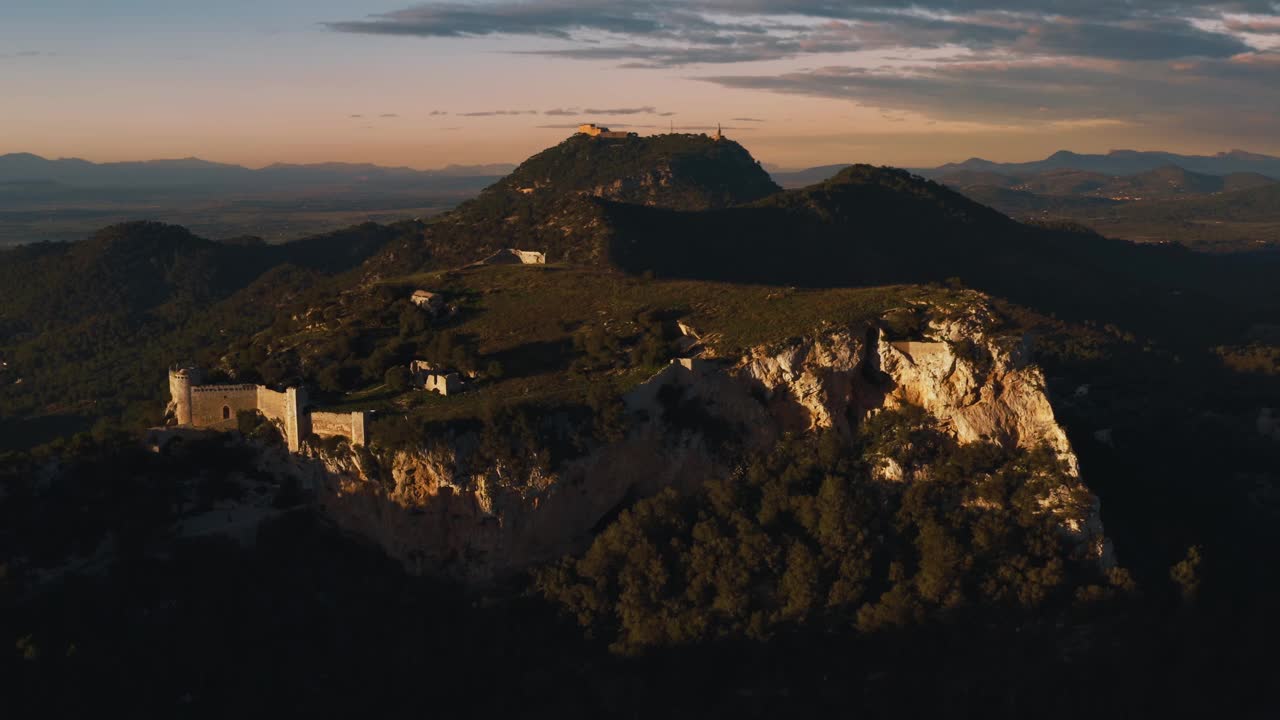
[384,366,412,393]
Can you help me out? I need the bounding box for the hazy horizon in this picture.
[6,141,1280,175]
[5,1,1279,170]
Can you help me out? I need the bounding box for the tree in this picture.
[384,365,412,393]
[485,360,505,380]
[1170,545,1203,602]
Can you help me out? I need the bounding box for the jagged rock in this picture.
[305,303,1112,582]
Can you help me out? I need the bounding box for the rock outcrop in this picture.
[308,304,1110,583]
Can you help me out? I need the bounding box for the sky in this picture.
[2,0,1279,170]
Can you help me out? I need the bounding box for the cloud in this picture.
[429,110,449,116]
[324,1,669,39]
[328,2,1269,65]
[543,106,668,116]
[328,1,1280,137]
[1018,19,1249,61]
[733,117,765,122]
[1224,16,1280,33]
[581,106,658,115]
[700,51,1280,137]
[538,122,653,129]
[3,50,53,59]
[349,114,363,118]
[380,113,400,118]
[459,109,539,116]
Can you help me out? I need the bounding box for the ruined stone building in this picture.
[411,289,444,314]
[410,360,462,396]
[479,248,546,265]
[167,365,366,452]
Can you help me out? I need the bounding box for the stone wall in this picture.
[480,248,546,265]
[424,373,461,396]
[190,385,259,430]
[170,368,359,451]
[256,387,288,423]
[310,411,367,447]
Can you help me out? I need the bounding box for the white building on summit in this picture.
[577,123,633,139]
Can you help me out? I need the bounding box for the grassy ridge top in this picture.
[321,264,962,431]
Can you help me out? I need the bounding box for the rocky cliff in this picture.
[307,304,1109,583]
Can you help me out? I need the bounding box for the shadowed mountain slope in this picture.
[602,165,1280,344]
[365,133,780,273]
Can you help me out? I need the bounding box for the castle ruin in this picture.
[168,365,366,452]
[410,360,462,396]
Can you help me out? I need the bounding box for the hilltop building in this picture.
[410,360,462,396]
[411,289,445,315]
[577,123,633,139]
[479,248,546,265]
[167,365,366,452]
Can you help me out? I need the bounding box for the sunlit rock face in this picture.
[306,302,1111,583]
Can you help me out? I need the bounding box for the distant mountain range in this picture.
[939,165,1276,201]
[922,149,1280,179]
[0,153,516,189]
[769,149,1280,189]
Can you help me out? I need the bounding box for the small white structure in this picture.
[411,360,462,396]
[411,290,445,314]
[480,248,546,265]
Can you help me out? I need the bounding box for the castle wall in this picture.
[169,369,353,452]
[190,385,260,430]
[310,411,367,447]
[257,386,289,424]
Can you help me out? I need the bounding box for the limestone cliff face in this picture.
[309,307,1110,582]
[309,427,717,584]
[876,319,1078,474]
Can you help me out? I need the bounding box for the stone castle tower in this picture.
[167,364,204,426]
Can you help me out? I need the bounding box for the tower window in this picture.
[222,406,231,420]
